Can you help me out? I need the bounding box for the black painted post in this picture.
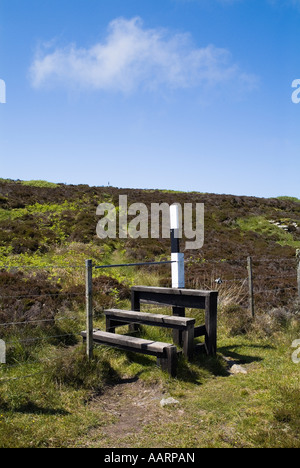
[130,289,141,333]
[205,292,218,356]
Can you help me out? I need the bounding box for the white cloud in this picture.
[30,17,257,94]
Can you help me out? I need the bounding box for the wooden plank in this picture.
[81,330,174,354]
[81,330,179,377]
[104,309,195,361]
[135,291,207,309]
[130,285,219,356]
[194,325,206,337]
[131,287,216,309]
[104,309,195,328]
[132,286,217,297]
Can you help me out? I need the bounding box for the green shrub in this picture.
[277,196,300,203]
[21,180,58,188]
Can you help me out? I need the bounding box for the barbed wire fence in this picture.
[0,263,87,385]
[0,254,299,384]
[184,254,300,316]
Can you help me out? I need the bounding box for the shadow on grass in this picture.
[175,352,229,384]
[176,341,275,384]
[218,343,274,365]
[15,402,70,415]
[96,338,272,386]
[0,399,70,416]
[112,371,144,385]
[121,348,229,385]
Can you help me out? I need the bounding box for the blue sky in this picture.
[0,0,300,198]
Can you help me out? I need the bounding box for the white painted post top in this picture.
[170,204,180,230]
[171,252,185,289]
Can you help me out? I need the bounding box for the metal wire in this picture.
[0,265,85,270]
[0,255,299,385]
[94,260,175,269]
[0,292,84,299]
[5,333,81,345]
[0,315,79,327]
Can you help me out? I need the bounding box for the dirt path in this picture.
[80,378,184,448]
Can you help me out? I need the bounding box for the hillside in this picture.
[0,179,300,448]
[1,179,300,259]
[1,178,300,311]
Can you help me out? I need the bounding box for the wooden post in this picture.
[247,256,255,318]
[205,292,218,356]
[85,259,93,359]
[182,323,195,360]
[0,339,6,364]
[157,345,178,377]
[130,288,141,333]
[296,250,300,299]
[172,306,185,346]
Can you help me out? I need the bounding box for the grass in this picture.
[0,201,79,221]
[20,180,59,188]
[236,215,300,249]
[0,279,299,447]
[0,242,299,448]
[277,196,300,204]
[0,180,300,447]
[0,291,299,448]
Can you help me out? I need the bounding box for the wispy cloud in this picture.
[30,17,257,95]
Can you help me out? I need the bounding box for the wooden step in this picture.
[81,330,178,377]
[104,309,195,360]
[131,286,218,356]
[104,308,195,328]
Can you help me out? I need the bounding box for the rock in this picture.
[160,397,180,407]
[229,364,248,375]
[222,356,248,375]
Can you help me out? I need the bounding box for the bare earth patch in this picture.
[80,378,183,448]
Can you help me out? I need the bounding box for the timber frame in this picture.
[131,286,218,356]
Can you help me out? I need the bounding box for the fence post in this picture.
[85,259,93,359]
[0,339,6,364]
[247,256,255,318]
[296,250,300,299]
